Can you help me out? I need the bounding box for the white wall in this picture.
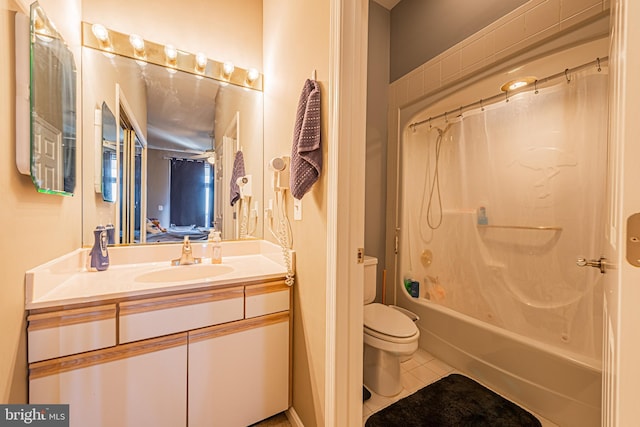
[263,1,331,425]
[0,0,83,403]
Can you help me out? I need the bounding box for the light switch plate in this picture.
[293,198,302,221]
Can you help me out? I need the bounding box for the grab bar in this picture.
[477,224,562,231]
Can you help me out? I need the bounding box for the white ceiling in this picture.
[373,0,402,10]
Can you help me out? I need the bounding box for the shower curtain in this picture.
[401,68,608,361]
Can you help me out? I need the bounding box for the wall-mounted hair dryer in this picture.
[237,174,253,198]
[269,156,290,191]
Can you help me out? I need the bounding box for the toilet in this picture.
[363,256,419,397]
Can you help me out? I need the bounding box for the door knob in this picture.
[576,257,606,274]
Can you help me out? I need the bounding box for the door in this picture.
[603,0,640,425]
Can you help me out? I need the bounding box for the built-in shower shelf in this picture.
[477,225,562,231]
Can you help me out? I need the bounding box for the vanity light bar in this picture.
[81,22,263,91]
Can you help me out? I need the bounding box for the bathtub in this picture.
[400,294,601,427]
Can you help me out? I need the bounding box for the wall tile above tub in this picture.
[560,2,605,30]
[561,0,602,20]
[525,0,561,38]
[388,0,610,112]
[406,68,425,103]
[423,62,441,95]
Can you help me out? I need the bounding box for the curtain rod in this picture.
[409,56,608,130]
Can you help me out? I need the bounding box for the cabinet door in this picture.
[30,333,187,427]
[188,312,290,427]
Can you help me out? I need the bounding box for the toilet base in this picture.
[363,344,403,397]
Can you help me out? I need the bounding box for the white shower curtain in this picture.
[400,68,608,361]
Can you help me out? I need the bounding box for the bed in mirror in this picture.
[81,40,264,246]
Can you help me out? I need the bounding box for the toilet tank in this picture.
[363,256,378,304]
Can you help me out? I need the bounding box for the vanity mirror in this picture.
[81,25,264,246]
[16,2,77,196]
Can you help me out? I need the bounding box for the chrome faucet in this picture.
[171,236,202,266]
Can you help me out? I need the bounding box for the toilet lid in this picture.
[364,303,417,338]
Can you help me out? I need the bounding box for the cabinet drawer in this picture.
[119,287,244,343]
[27,304,117,363]
[245,281,290,318]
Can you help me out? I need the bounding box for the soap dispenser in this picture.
[88,225,110,271]
[211,231,222,264]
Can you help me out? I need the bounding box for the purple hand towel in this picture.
[290,79,322,199]
[230,150,246,206]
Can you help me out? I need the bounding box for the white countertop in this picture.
[26,240,292,310]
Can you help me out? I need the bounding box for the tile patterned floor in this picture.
[362,348,559,427]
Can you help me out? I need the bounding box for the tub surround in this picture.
[26,239,292,309]
[408,296,601,427]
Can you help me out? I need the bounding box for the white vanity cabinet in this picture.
[27,279,291,427]
[30,333,188,427]
[189,281,291,427]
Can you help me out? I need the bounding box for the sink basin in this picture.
[135,264,234,283]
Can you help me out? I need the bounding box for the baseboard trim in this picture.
[286,407,304,427]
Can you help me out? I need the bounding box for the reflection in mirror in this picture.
[115,96,147,245]
[101,102,117,203]
[29,2,77,195]
[82,45,264,246]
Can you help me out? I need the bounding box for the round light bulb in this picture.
[223,62,235,76]
[164,44,177,61]
[195,52,207,70]
[129,34,145,53]
[91,24,109,42]
[246,68,260,83]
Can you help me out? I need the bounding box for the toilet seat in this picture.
[364,303,418,339]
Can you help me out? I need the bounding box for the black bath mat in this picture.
[365,374,541,427]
